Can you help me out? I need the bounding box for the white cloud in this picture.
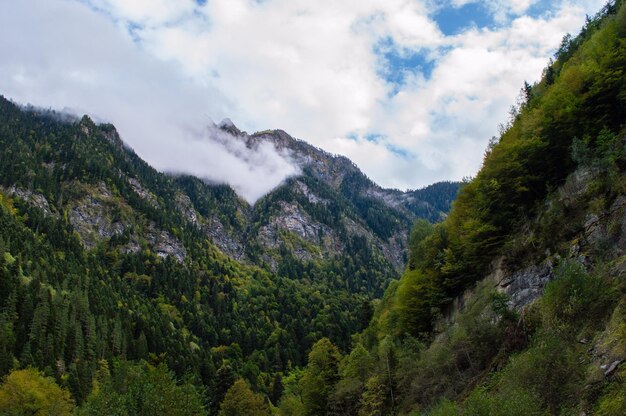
[0,0,298,203]
[0,0,608,198]
[449,0,540,21]
[85,0,196,26]
[165,123,301,202]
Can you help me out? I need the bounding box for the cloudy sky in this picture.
[0,0,607,202]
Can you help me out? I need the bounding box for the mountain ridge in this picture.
[0,93,459,413]
[163,115,460,270]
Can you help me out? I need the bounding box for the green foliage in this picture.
[218,379,270,416]
[498,334,583,413]
[409,182,461,222]
[331,343,376,414]
[423,400,460,416]
[358,375,388,416]
[77,360,204,416]
[0,368,74,415]
[595,370,626,416]
[300,338,342,415]
[407,220,434,271]
[461,387,548,416]
[277,368,306,416]
[278,339,344,415]
[394,269,441,336]
[278,395,306,416]
[541,260,616,333]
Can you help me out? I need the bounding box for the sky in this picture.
[0,0,608,202]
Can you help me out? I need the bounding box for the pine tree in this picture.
[300,338,341,415]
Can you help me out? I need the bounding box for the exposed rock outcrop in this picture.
[294,180,328,205]
[128,177,159,209]
[68,182,127,249]
[494,262,555,311]
[147,226,187,262]
[175,192,200,227]
[204,217,245,260]
[66,182,187,262]
[449,167,626,319]
[257,201,330,266]
[583,195,626,252]
[3,185,58,218]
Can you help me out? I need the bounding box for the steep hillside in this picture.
[279,2,626,415]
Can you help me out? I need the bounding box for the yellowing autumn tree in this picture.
[219,379,271,416]
[0,368,74,416]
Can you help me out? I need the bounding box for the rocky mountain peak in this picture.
[78,114,96,135]
[218,118,243,136]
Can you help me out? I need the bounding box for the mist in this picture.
[0,0,299,204]
[164,122,301,203]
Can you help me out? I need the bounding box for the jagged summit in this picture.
[217,117,243,136]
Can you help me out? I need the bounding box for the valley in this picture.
[1,0,625,415]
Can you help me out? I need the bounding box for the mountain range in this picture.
[0,93,457,412]
[1,0,626,415]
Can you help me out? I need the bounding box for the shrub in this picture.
[541,260,615,333]
[498,334,583,412]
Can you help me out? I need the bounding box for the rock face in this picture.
[204,217,245,261]
[602,359,623,378]
[494,263,555,310]
[449,166,626,318]
[444,257,556,317]
[147,226,187,262]
[68,182,127,249]
[267,202,322,242]
[294,180,327,205]
[583,195,626,252]
[257,200,340,266]
[62,181,187,262]
[128,177,159,209]
[3,186,58,218]
[175,193,199,226]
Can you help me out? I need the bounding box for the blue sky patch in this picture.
[347,132,413,159]
[364,133,384,143]
[385,143,413,159]
[375,37,435,94]
[526,1,555,19]
[433,2,495,35]
[127,22,143,43]
[346,132,359,141]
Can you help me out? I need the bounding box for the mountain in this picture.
[0,94,457,413]
[278,2,626,415]
[176,123,459,272]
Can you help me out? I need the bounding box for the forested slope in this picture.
[278,2,626,415]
